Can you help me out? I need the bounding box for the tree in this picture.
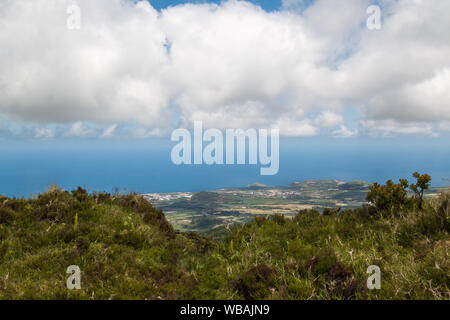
[366,179,409,212]
[409,172,431,210]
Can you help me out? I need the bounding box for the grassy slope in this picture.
[0,187,448,300]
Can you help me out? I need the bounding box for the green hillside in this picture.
[0,186,448,299]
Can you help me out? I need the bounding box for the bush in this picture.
[0,207,16,225]
[0,241,9,261]
[366,179,409,213]
[143,210,174,235]
[297,248,338,276]
[367,173,434,214]
[232,264,276,300]
[271,214,286,225]
[325,262,364,299]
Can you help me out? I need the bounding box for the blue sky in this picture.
[148,0,283,12]
[147,0,320,12]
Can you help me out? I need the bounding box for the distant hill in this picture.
[233,180,370,192]
[238,183,270,191]
[284,180,370,191]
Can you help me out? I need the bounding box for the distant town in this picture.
[143,192,192,202]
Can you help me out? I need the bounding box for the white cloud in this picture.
[361,120,434,137]
[314,111,344,128]
[334,0,450,127]
[65,122,97,137]
[331,125,358,138]
[133,127,168,138]
[0,0,169,127]
[100,124,117,139]
[439,122,450,132]
[0,0,449,138]
[272,117,318,137]
[34,127,55,139]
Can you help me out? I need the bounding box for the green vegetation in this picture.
[0,179,449,300]
[410,172,432,210]
[366,172,432,212]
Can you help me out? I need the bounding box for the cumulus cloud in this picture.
[272,117,317,137]
[314,111,344,128]
[0,0,449,138]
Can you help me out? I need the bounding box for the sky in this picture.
[0,0,450,140]
[148,0,283,12]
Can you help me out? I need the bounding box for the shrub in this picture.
[254,216,266,225]
[0,207,16,225]
[366,179,409,213]
[297,248,338,276]
[367,173,434,214]
[297,208,321,217]
[232,264,276,300]
[271,214,286,225]
[2,198,27,212]
[0,241,9,261]
[143,210,174,235]
[325,262,363,299]
[71,186,89,202]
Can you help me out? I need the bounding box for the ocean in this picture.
[0,137,449,198]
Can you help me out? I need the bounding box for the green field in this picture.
[146,180,446,233]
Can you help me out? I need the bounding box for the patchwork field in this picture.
[144,180,447,233]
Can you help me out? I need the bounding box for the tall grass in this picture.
[0,187,448,299]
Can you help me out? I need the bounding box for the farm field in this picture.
[144,180,447,233]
